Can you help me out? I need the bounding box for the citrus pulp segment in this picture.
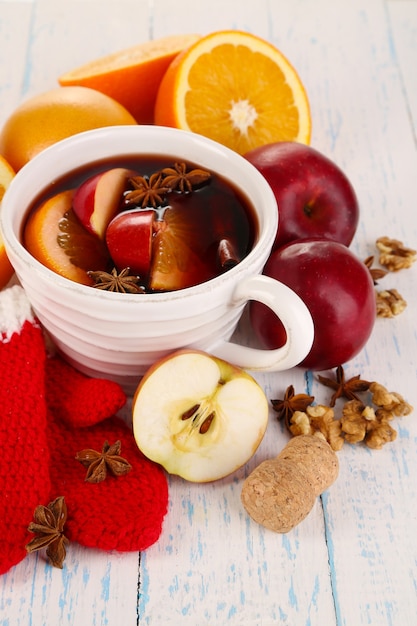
[154,30,311,154]
[24,190,110,286]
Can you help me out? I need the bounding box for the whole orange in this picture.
[0,86,137,172]
[0,155,16,289]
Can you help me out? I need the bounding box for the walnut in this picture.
[289,410,313,437]
[340,400,370,444]
[365,419,397,450]
[376,288,407,317]
[376,237,416,271]
[370,382,413,419]
[340,397,404,449]
[290,405,344,451]
[279,373,413,453]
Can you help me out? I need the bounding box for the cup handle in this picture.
[212,274,314,371]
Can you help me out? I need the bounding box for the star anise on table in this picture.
[317,364,371,407]
[124,172,170,208]
[87,267,144,293]
[271,384,315,430]
[160,162,211,192]
[75,440,132,483]
[364,255,388,284]
[26,496,69,569]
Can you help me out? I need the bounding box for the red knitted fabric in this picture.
[0,286,51,575]
[1,285,168,570]
[44,356,169,552]
[45,356,127,428]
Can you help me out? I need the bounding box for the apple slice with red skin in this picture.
[73,168,133,239]
[106,208,155,278]
[132,350,269,482]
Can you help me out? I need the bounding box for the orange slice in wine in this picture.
[24,190,110,285]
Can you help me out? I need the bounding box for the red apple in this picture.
[106,209,155,277]
[73,168,133,238]
[244,142,359,251]
[250,238,376,370]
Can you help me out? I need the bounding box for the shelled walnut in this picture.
[370,382,413,419]
[273,371,413,452]
[376,237,416,271]
[340,400,397,449]
[289,405,344,451]
[376,288,407,318]
[365,236,415,318]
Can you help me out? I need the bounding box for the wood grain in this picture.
[0,0,416,624]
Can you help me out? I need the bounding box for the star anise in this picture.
[271,384,315,430]
[364,255,388,284]
[26,496,69,569]
[75,440,132,483]
[124,172,170,208]
[317,364,371,407]
[87,267,144,293]
[160,162,211,193]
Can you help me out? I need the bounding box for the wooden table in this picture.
[1,0,416,624]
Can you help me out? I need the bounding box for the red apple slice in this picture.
[105,208,155,277]
[73,168,133,239]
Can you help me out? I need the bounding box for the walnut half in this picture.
[376,237,416,272]
[340,399,397,449]
[290,405,345,451]
[376,288,407,317]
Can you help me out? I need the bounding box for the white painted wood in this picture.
[21,0,151,98]
[388,0,417,138]
[1,0,416,624]
[0,2,33,120]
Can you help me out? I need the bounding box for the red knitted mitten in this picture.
[45,356,127,428]
[0,286,51,575]
[44,356,169,554]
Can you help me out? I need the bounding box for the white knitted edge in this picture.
[0,285,36,342]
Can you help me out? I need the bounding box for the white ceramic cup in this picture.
[1,125,314,393]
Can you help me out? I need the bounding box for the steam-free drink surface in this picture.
[23,155,258,292]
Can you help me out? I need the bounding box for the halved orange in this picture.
[0,155,16,289]
[58,34,201,124]
[154,30,311,154]
[24,189,110,285]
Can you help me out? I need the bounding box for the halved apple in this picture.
[73,167,133,238]
[132,350,269,482]
[105,208,155,277]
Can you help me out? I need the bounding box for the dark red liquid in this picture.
[24,155,258,292]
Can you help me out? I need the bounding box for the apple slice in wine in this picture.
[73,168,133,239]
[106,208,155,278]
